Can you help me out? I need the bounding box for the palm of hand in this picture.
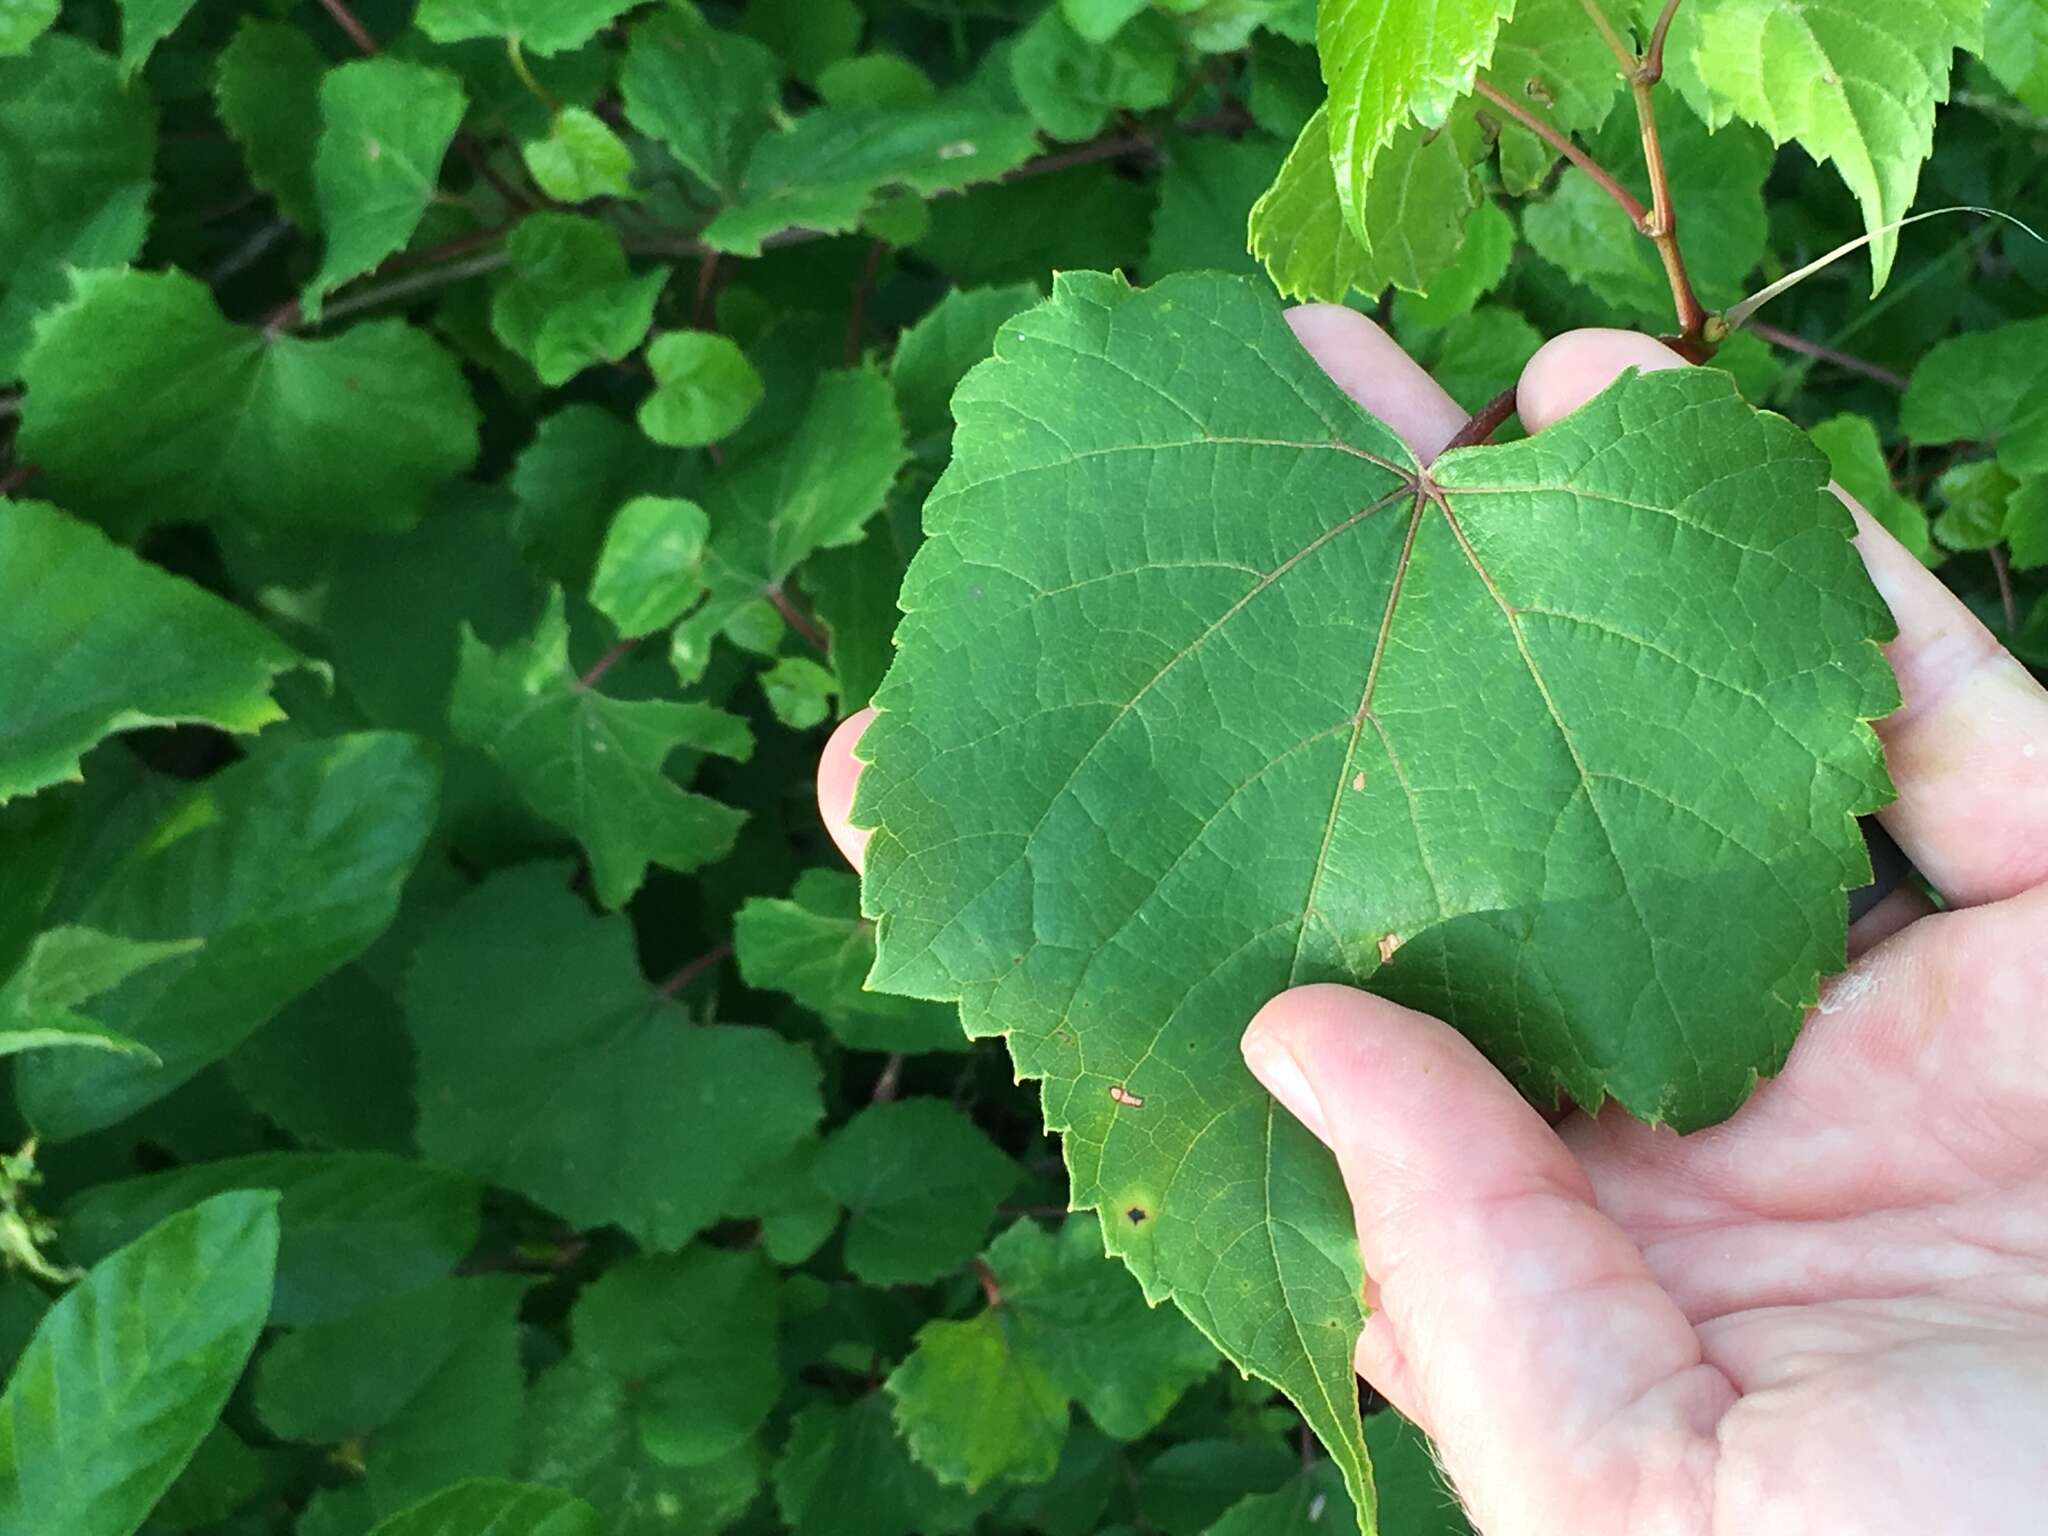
[817,313,2048,1535]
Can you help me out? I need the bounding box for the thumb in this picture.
[1241,985,1732,1532]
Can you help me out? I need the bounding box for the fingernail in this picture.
[1241,1030,1332,1145]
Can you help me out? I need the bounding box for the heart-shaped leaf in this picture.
[854,270,1896,1513]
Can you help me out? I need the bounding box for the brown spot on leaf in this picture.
[1109,1084,1144,1108]
[1350,771,1366,792]
[1126,1205,1148,1226]
[1377,933,1402,964]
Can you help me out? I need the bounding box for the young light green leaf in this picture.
[1393,199,1514,328]
[1900,316,2048,480]
[0,500,311,802]
[619,5,782,197]
[490,214,668,386]
[255,1275,528,1516]
[365,1480,599,1536]
[214,18,325,229]
[1011,9,1179,142]
[589,496,710,637]
[1809,412,1938,565]
[15,733,439,1139]
[522,107,636,202]
[2006,477,2048,571]
[305,58,467,313]
[814,1099,1016,1285]
[671,364,906,681]
[0,926,193,1060]
[984,1217,1219,1439]
[638,331,766,447]
[0,1191,280,1536]
[775,1397,987,1536]
[734,868,967,1053]
[413,0,638,55]
[1663,0,1983,289]
[451,590,751,907]
[0,0,57,54]
[573,1248,779,1467]
[19,267,479,536]
[760,656,839,730]
[406,865,823,1247]
[886,1310,1069,1491]
[1476,0,1623,193]
[61,1151,482,1326]
[891,283,1042,447]
[0,35,152,381]
[1249,105,1377,303]
[1316,0,1513,249]
[700,107,1041,257]
[1931,459,2017,551]
[856,271,1899,1523]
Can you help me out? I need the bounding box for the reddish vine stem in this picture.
[1644,0,1686,81]
[1441,386,1519,453]
[0,464,38,498]
[1747,321,1908,389]
[972,1256,1003,1308]
[768,586,830,653]
[845,239,887,366]
[1990,545,2019,635]
[658,942,733,997]
[1471,80,1650,229]
[316,0,379,55]
[577,637,637,691]
[693,249,720,330]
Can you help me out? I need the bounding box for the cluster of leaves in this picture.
[0,3,2040,1536]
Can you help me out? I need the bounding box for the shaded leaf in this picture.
[814,1099,1016,1284]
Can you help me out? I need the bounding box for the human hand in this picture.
[814,310,2048,1535]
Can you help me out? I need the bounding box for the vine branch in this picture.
[1746,321,1908,389]
[316,0,379,55]
[657,942,733,997]
[1441,386,1520,453]
[1471,80,1649,229]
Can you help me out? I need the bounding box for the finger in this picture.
[1285,304,1468,463]
[1517,328,2048,907]
[816,706,876,872]
[1242,985,1731,1531]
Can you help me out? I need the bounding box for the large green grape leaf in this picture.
[0,1191,280,1536]
[214,19,325,230]
[0,500,311,803]
[1663,0,1983,290]
[0,34,152,382]
[620,4,782,197]
[405,865,823,1249]
[854,271,1898,1523]
[18,267,479,537]
[1316,0,1512,248]
[451,589,752,909]
[1900,316,2048,480]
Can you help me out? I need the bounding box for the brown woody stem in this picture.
[1441,387,1519,453]
[1746,321,1908,389]
[972,1256,1003,1308]
[658,942,733,997]
[316,0,379,55]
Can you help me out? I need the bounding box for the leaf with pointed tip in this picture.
[0,500,311,802]
[14,733,439,1139]
[214,18,325,229]
[0,0,57,54]
[1476,0,1623,193]
[490,214,668,387]
[1663,0,1982,290]
[886,1310,1069,1491]
[305,58,467,313]
[0,1191,280,1536]
[1900,316,2048,479]
[891,283,1042,448]
[1809,413,1937,564]
[701,107,1041,257]
[0,926,193,1059]
[19,267,479,537]
[116,0,199,76]
[589,496,709,638]
[855,271,1899,1523]
[523,107,636,202]
[406,865,823,1248]
[452,590,751,908]
[619,5,781,197]
[1316,0,1512,249]
[0,35,153,381]
[1983,0,2048,113]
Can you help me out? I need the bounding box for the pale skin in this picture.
[814,313,2048,1535]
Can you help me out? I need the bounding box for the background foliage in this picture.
[0,2,2042,1535]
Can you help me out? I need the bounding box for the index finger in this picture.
[1519,328,2048,908]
